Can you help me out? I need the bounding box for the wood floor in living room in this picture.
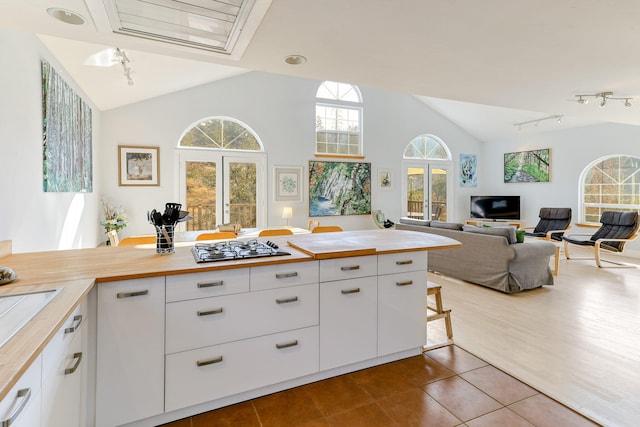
[428,247,640,427]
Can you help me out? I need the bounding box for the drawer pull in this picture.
[1,388,31,427]
[196,356,223,367]
[197,308,224,316]
[276,340,299,349]
[340,265,360,271]
[395,260,413,265]
[64,352,83,375]
[396,280,414,286]
[275,272,298,279]
[64,314,83,334]
[197,280,223,288]
[341,288,361,295]
[276,296,299,304]
[116,290,149,299]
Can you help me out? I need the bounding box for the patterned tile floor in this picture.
[160,345,599,426]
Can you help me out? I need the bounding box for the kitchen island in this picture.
[0,229,460,427]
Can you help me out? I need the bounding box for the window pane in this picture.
[403,135,450,160]
[229,162,256,227]
[185,161,217,231]
[179,118,261,151]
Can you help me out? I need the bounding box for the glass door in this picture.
[402,162,452,221]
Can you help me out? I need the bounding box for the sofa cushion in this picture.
[431,221,464,230]
[463,224,517,244]
[398,217,431,227]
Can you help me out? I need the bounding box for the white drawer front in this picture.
[319,256,377,282]
[0,355,41,427]
[42,300,86,380]
[166,283,319,353]
[377,251,427,275]
[165,326,319,412]
[250,261,319,291]
[165,268,250,302]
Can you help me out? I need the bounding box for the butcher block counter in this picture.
[0,229,460,424]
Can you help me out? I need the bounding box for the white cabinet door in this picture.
[96,277,165,427]
[377,270,427,356]
[41,307,85,427]
[319,276,377,370]
[0,355,41,427]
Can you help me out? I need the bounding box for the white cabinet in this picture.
[319,255,378,371]
[0,355,42,427]
[41,300,87,427]
[96,277,165,427]
[378,251,428,356]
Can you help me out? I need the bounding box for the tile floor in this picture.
[160,345,598,427]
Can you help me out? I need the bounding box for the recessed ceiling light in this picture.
[284,55,307,65]
[47,8,85,25]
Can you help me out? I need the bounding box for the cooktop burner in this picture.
[192,239,291,263]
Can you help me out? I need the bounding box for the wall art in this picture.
[118,145,160,186]
[504,148,550,183]
[274,166,303,202]
[378,169,393,191]
[460,154,477,187]
[309,161,371,217]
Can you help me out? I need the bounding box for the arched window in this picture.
[315,81,363,156]
[581,154,640,223]
[403,134,451,160]
[176,117,266,230]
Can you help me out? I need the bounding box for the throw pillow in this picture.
[516,229,525,243]
[462,225,517,244]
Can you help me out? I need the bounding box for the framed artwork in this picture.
[378,169,393,191]
[274,166,303,202]
[309,160,371,217]
[504,148,550,183]
[460,154,477,187]
[118,145,160,186]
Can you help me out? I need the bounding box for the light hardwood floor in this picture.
[427,248,640,427]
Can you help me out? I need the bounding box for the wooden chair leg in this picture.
[427,283,453,339]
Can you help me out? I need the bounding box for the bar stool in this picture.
[427,282,453,339]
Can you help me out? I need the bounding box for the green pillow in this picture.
[516,229,525,243]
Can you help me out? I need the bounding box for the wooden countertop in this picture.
[0,229,460,401]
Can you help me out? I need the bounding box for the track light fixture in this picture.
[575,92,632,107]
[513,114,564,130]
[114,48,134,87]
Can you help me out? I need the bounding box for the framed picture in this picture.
[118,145,160,186]
[504,148,550,183]
[378,169,393,191]
[274,166,303,202]
[309,160,371,217]
[460,154,477,187]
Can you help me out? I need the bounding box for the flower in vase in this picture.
[101,198,128,234]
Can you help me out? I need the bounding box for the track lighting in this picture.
[513,114,564,130]
[575,92,633,108]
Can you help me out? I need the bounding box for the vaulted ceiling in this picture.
[4,0,639,141]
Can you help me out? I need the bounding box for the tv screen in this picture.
[470,196,521,220]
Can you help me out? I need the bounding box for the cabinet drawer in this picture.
[250,261,319,291]
[166,268,250,302]
[0,355,41,427]
[42,298,86,380]
[319,256,377,282]
[166,326,319,412]
[377,251,427,275]
[166,283,319,354]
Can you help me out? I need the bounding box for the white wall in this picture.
[0,29,101,253]
[100,72,484,237]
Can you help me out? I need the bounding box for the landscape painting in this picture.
[504,148,550,183]
[309,161,371,216]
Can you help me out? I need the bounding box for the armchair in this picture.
[524,207,572,241]
[563,211,639,268]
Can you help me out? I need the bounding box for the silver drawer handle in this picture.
[197,280,223,288]
[64,352,83,375]
[341,288,361,295]
[275,272,298,279]
[276,296,299,304]
[1,388,31,427]
[395,260,413,265]
[276,340,299,349]
[116,290,149,299]
[396,280,414,286]
[197,308,224,316]
[64,314,83,334]
[340,265,360,271]
[196,356,223,367]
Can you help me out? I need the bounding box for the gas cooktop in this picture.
[192,239,291,263]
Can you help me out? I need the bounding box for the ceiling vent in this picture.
[102,0,269,58]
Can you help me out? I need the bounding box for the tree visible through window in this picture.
[582,155,640,223]
[315,81,363,156]
[180,117,261,150]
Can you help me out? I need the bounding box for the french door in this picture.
[177,150,266,231]
[402,161,453,221]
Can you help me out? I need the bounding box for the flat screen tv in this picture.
[470,196,521,220]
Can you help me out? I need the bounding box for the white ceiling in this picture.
[3,0,639,141]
